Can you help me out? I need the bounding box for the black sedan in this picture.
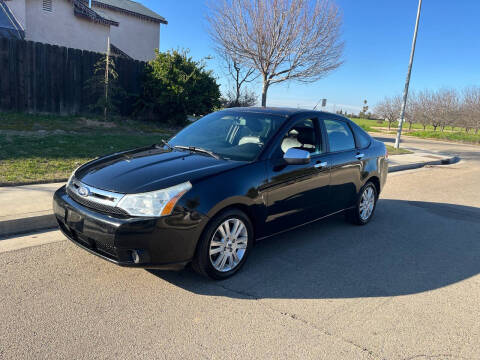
[53,108,388,279]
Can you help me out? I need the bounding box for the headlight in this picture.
[67,166,81,187]
[116,181,192,217]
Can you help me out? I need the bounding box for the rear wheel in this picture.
[346,181,377,225]
[192,209,254,280]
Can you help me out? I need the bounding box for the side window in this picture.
[277,119,320,156]
[324,119,356,152]
[351,122,372,148]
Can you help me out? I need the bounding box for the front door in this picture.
[264,117,331,235]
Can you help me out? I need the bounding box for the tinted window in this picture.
[169,111,286,161]
[351,122,372,148]
[276,118,320,157]
[324,119,355,152]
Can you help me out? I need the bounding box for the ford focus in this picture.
[53,108,388,279]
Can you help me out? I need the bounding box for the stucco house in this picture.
[0,0,167,61]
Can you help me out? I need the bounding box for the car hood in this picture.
[75,146,243,194]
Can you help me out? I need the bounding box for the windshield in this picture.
[168,111,286,161]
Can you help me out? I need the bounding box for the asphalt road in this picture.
[1,139,479,359]
[373,133,480,163]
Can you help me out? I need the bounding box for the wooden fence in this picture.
[0,38,145,115]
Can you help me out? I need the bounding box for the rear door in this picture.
[264,117,331,234]
[320,117,362,213]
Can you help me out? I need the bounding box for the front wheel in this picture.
[346,181,377,225]
[192,209,254,280]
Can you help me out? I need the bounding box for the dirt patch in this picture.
[81,118,118,129]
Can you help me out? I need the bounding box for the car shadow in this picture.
[147,199,480,299]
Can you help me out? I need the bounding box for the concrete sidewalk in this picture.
[0,151,458,238]
[388,151,458,172]
[0,182,64,238]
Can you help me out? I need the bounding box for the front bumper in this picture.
[53,186,209,269]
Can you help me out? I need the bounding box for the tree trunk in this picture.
[235,67,241,106]
[235,84,241,107]
[423,124,426,130]
[261,78,269,107]
[388,122,391,130]
[433,125,437,132]
[408,122,412,131]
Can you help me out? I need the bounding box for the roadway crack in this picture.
[403,355,468,360]
[215,283,383,359]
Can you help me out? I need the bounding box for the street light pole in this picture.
[394,0,423,149]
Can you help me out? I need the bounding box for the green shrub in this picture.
[135,50,221,125]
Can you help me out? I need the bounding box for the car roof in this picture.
[219,107,344,119]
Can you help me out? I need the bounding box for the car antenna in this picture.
[160,139,173,150]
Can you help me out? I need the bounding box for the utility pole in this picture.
[394,0,422,149]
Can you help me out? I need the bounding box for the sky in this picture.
[142,0,480,114]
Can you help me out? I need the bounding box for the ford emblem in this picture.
[78,186,90,197]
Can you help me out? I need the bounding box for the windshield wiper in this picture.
[173,145,221,160]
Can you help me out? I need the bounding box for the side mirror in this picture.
[283,148,311,165]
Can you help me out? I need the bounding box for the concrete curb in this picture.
[0,178,68,187]
[0,155,460,239]
[388,155,460,173]
[0,211,57,239]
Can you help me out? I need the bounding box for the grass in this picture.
[0,133,171,184]
[0,112,176,185]
[0,112,175,134]
[351,118,480,144]
[408,130,480,144]
[385,145,413,155]
[0,112,475,185]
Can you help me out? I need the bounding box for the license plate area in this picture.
[66,209,84,232]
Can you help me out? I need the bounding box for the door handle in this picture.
[355,153,365,160]
[314,161,327,168]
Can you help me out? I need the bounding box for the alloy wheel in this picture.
[359,185,375,221]
[209,218,248,272]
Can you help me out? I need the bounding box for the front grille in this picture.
[67,187,128,216]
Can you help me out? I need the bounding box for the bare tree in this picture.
[207,0,344,106]
[220,50,259,107]
[429,91,442,132]
[414,91,428,130]
[435,88,459,132]
[221,88,258,108]
[404,91,416,130]
[376,87,479,134]
[375,96,402,130]
[463,86,480,134]
[411,90,432,130]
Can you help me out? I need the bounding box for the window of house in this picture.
[43,0,53,12]
[324,119,356,152]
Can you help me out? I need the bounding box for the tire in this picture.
[346,181,378,225]
[192,209,254,280]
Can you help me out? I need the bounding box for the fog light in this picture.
[131,250,141,264]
